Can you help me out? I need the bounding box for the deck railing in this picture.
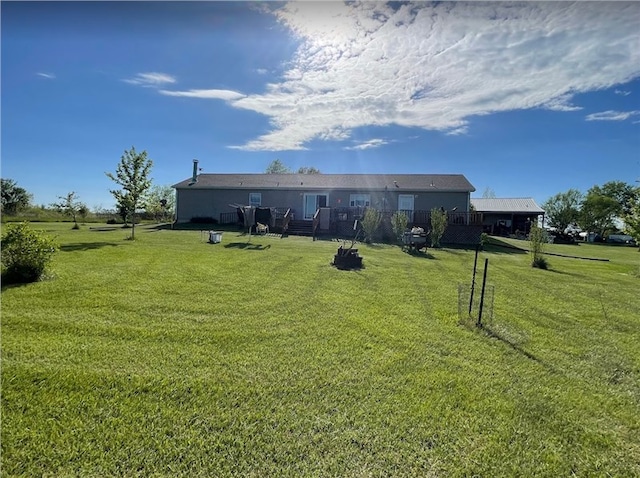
[281,208,292,235]
[219,206,482,231]
[312,208,320,239]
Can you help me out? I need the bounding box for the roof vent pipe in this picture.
[192,159,199,183]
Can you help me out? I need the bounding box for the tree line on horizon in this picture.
[542,180,640,243]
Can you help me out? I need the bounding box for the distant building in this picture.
[470,197,545,236]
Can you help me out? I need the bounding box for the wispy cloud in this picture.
[615,89,631,96]
[171,2,640,151]
[344,139,389,151]
[37,72,56,79]
[159,89,245,101]
[123,72,176,87]
[585,110,640,122]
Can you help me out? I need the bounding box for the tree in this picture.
[482,187,496,198]
[623,193,640,249]
[106,146,153,240]
[596,181,638,217]
[52,191,83,228]
[580,181,639,236]
[78,204,89,223]
[430,207,447,247]
[1,178,32,215]
[144,185,176,223]
[265,159,291,174]
[542,189,582,232]
[579,192,619,237]
[361,208,382,243]
[297,166,321,174]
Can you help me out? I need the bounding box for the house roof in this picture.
[173,173,475,192]
[470,197,545,214]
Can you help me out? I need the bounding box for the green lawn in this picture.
[2,223,639,477]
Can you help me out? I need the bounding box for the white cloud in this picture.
[37,72,56,79]
[344,138,389,150]
[159,89,246,101]
[585,110,640,121]
[185,2,640,151]
[615,89,631,96]
[123,72,176,87]
[256,68,269,75]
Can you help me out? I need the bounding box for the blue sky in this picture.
[2,1,639,211]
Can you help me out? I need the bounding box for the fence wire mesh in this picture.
[458,282,495,326]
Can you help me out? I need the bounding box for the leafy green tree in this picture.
[391,211,409,244]
[430,207,447,247]
[361,208,382,243]
[144,185,175,223]
[579,192,619,237]
[597,181,638,216]
[1,178,32,215]
[297,166,321,174]
[542,189,582,232]
[1,222,57,283]
[580,181,639,236]
[106,147,153,240]
[623,193,640,249]
[265,159,291,174]
[52,191,83,228]
[78,204,89,223]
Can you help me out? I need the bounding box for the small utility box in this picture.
[208,231,223,244]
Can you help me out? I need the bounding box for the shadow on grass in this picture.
[1,280,31,292]
[1,272,55,291]
[482,238,528,255]
[403,249,437,260]
[224,242,272,251]
[88,226,123,232]
[59,242,120,252]
[480,325,556,372]
[144,223,173,232]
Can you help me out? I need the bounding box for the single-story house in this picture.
[470,197,545,236]
[173,162,477,226]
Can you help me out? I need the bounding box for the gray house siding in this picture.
[175,187,469,223]
[173,173,475,224]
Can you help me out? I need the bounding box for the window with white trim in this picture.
[349,194,370,207]
[249,192,262,206]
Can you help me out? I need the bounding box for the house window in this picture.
[249,192,262,207]
[349,194,370,207]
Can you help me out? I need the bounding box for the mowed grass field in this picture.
[2,223,639,477]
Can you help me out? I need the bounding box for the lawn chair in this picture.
[256,222,269,235]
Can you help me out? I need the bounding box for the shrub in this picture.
[361,208,382,243]
[430,208,447,247]
[532,256,549,269]
[529,223,549,269]
[391,211,409,244]
[1,222,57,284]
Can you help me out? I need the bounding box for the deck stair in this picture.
[285,220,314,236]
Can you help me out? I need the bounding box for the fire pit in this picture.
[333,245,363,270]
[332,219,364,270]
